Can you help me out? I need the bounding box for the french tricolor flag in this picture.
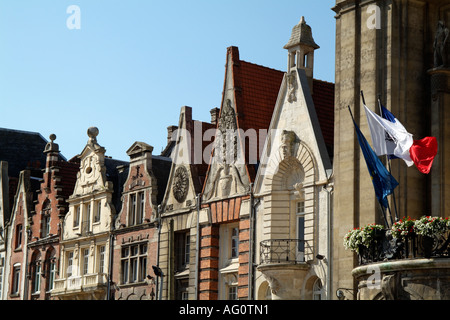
[364,104,438,174]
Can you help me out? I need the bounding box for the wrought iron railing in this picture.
[356,229,450,265]
[259,239,308,264]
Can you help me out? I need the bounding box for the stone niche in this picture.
[352,259,450,300]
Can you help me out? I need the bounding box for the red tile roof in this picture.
[205,46,335,185]
[312,79,335,154]
[229,47,334,175]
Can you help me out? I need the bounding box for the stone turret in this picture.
[284,16,319,92]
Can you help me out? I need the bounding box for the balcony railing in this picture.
[53,273,108,293]
[356,229,450,265]
[259,239,308,265]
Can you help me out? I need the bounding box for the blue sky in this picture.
[0,0,335,161]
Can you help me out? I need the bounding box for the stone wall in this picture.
[353,258,450,300]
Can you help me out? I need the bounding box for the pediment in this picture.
[126,141,153,157]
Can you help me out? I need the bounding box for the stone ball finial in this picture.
[87,127,99,143]
[49,134,56,142]
[87,127,99,138]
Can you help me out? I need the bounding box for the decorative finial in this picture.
[44,133,59,153]
[87,127,99,144]
[300,16,305,24]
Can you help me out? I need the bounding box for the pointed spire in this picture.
[284,16,319,50]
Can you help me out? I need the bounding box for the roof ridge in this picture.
[0,127,47,141]
[313,78,335,85]
[238,61,335,85]
[239,59,285,74]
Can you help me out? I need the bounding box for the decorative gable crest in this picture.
[202,99,248,202]
[72,127,111,197]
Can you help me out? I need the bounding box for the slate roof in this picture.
[152,155,172,205]
[0,128,58,178]
[0,128,69,217]
[193,120,216,194]
[104,157,130,214]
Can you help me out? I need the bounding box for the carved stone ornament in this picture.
[434,20,449,68]
[287,73,297,103]
[172,166,189,203]
[280,130,296,158]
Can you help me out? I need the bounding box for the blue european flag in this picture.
[351,113,399,208]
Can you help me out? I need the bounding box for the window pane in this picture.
[130,258,138,283]
[99,246,105,274]
[139,257,147,282]
[67,252,74,277]
[138,192,145,224]
[48,261,56,290]
[122,260,129,284]
[297,202,305,214]
[83,249,89,274]
[33,264,41,293]
[231,227,239,259]
[95,201,101,222]
[129,194,137,225]
[297,216,305,252]
[228,286,238,300]
[185,235,190,264]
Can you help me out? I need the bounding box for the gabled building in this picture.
[0,128,61,300]
[158,106,215,300]
[253,17,334,300]
[112,141,171,300]
[27,135,79,300]
[3,170,40,300]
[199,46,285,300]
[51,127,127,300]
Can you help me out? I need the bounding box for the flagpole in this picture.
[348,105,390,228]
[360,93,391,227]
[377,96,399,223]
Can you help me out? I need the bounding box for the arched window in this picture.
[313,278,324,300]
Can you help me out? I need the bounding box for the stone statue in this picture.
[434,20,449,68]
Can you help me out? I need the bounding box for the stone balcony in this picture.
[352,229,450,300]
[257,239,311,300]
[52,273,108,300]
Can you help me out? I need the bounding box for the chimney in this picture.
[210,108,220,125]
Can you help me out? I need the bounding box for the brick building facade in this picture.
[0,15,335,301]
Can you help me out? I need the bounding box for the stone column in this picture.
[429,68,450,218]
